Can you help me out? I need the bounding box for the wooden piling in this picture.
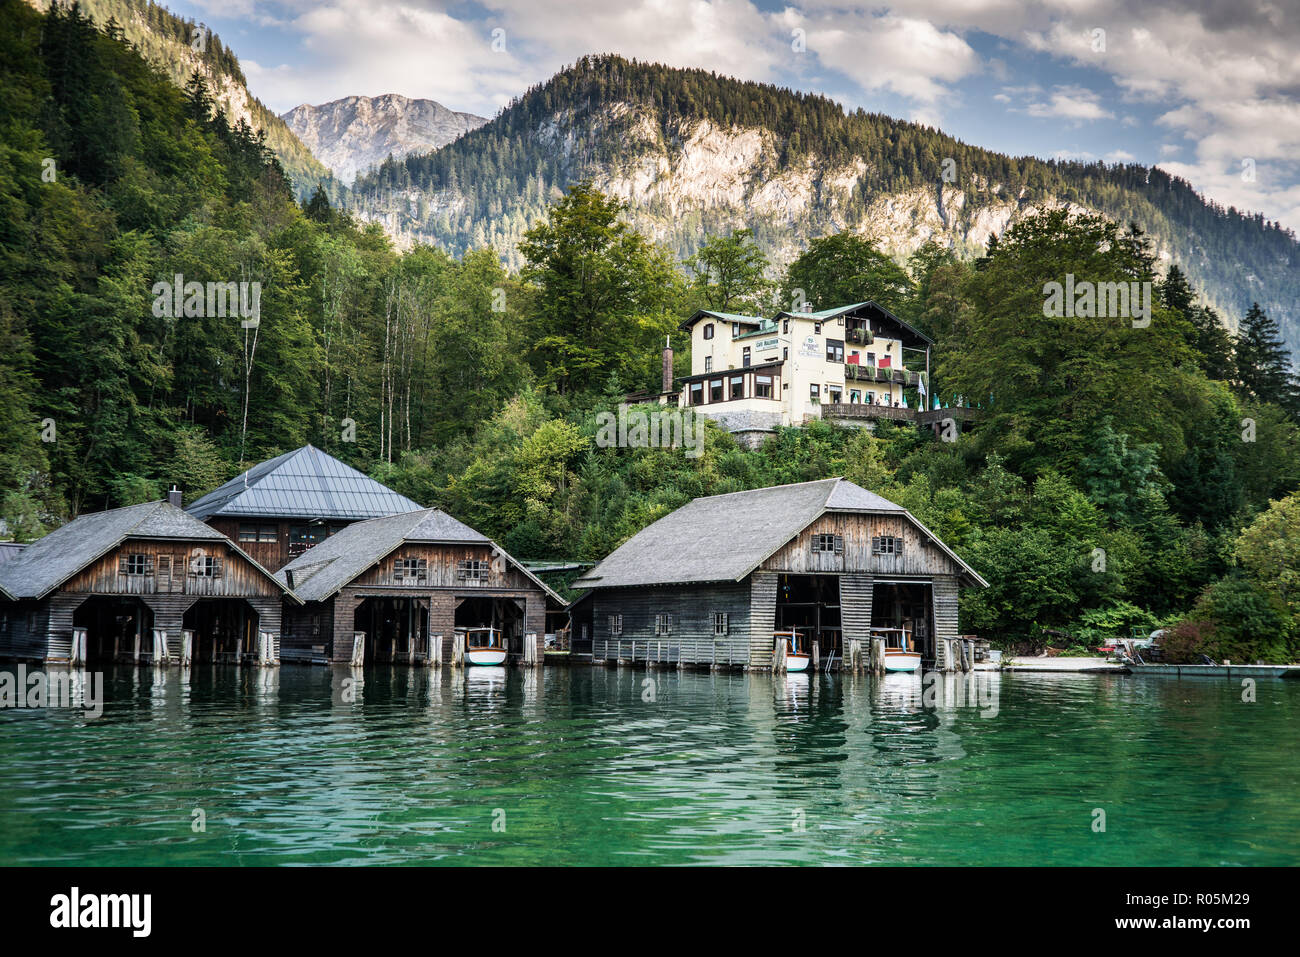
[870,637,886,675]
[811,643,820,672]
[350,631,366,667]
[151,628,168,665]
[427,634,443,667]
[772,635,787,673]
[181,629,193,668]
[71,627,87,667]
[451,632,465,668]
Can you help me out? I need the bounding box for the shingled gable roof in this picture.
[0,500,292,601]
[274,507,565,605]
[678,308,766,331]
[572,477,986,590]
[775,300,934,347]
[186,444,421,521]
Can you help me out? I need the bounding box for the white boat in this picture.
[464,627,507,666]
[776,630,811,672]
[875,627,922,672]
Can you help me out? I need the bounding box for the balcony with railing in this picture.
[843,363,922,387]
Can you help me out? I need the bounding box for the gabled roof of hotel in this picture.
[186,445,421,521]
[572,478,986,590]
[0,501,290,601]
[678,308,766,331]
[275,508,564,605]
[776,301,935,346]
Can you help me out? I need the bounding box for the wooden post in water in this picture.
[451,632,465,668]
[235,636,244,666]
[773,635,787,673]
[870,637,886,675]
[151,629,168,665]
[427,634,443,667]
[811,642,820,672]
[71,627,87,667]
[523,632,538,667]
[181,629,193,668]
[350,631,366,667]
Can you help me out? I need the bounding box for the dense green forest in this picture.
[24,0,341,198]
[351,53,1300,357]
[4,2,1300,663]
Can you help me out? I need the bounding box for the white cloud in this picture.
[1024,86,1113,122]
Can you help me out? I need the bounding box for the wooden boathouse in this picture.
[276,508,566,665]
[572,478,987,670]
[186,444,421,571]
[0,499,294,664]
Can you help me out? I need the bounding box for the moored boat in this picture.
[463,626,507,666]
[875,627,922,672]
[776,630,811,672]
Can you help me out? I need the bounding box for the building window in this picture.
[238,523,277,543]
[191,555,219,577]
[689,381,703,405]
[710,379,724,402]
[826,339,844,363]
[814,322,822,335]
[755,374,773,398]
[457,560,489,582]
[704,356,712,374]
[872,536,901,556]
[124,553,151,575]
[396,557,429,582]
[850,389,861,404]
[730,375,744,400]
[703,323,714,340]
[811,533,843,554]
[809,383,820,403]
[866,351,876,366]
[713,612,729,636]
[782,347,789,360]
[782,319,789,334]
[655,613,673,635]
[827,385,842,404]
[742,346,751,367]
[608,614,623,636]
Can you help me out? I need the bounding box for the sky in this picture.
[169,0,1300,234]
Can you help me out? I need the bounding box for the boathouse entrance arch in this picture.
[774,574,842,661]
[183,597,262,663]
[72,595,154,663]
[455,596,526,655]
[353,596,428,664]
[870,581,935,660]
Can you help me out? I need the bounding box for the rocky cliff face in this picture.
[283,95,487,184]
[352,105,1096,272]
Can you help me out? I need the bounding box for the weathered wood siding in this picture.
[205,518,290,572]
[60,539,282,599]
[840,573,874,646]
[0,600,50,661]
[747,571,778,668]
[590,583,751,667]
[932,576,960,640]
[349,543,537,591]
[282,600,336,663]
[761,513,965,577]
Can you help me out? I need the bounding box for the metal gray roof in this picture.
[0,500,258,600]
[275,508,564,605]
[186,445,422,521]
[573,478,985,589]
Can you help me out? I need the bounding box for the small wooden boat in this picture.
[777,630,810,672]
[875,627,921,672]
[774,629,806,670]
[463,626,507,666]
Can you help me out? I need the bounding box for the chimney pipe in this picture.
[662,335,673,395]
[167,484,182,508]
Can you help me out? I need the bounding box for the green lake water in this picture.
[0,664,1296,865]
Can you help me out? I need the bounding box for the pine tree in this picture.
[1236,302,1300,414]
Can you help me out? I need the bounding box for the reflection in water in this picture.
[0,664,1296,866]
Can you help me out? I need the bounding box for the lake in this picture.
[1,664,1296,865]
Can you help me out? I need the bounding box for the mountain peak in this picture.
[282,94,488,184]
